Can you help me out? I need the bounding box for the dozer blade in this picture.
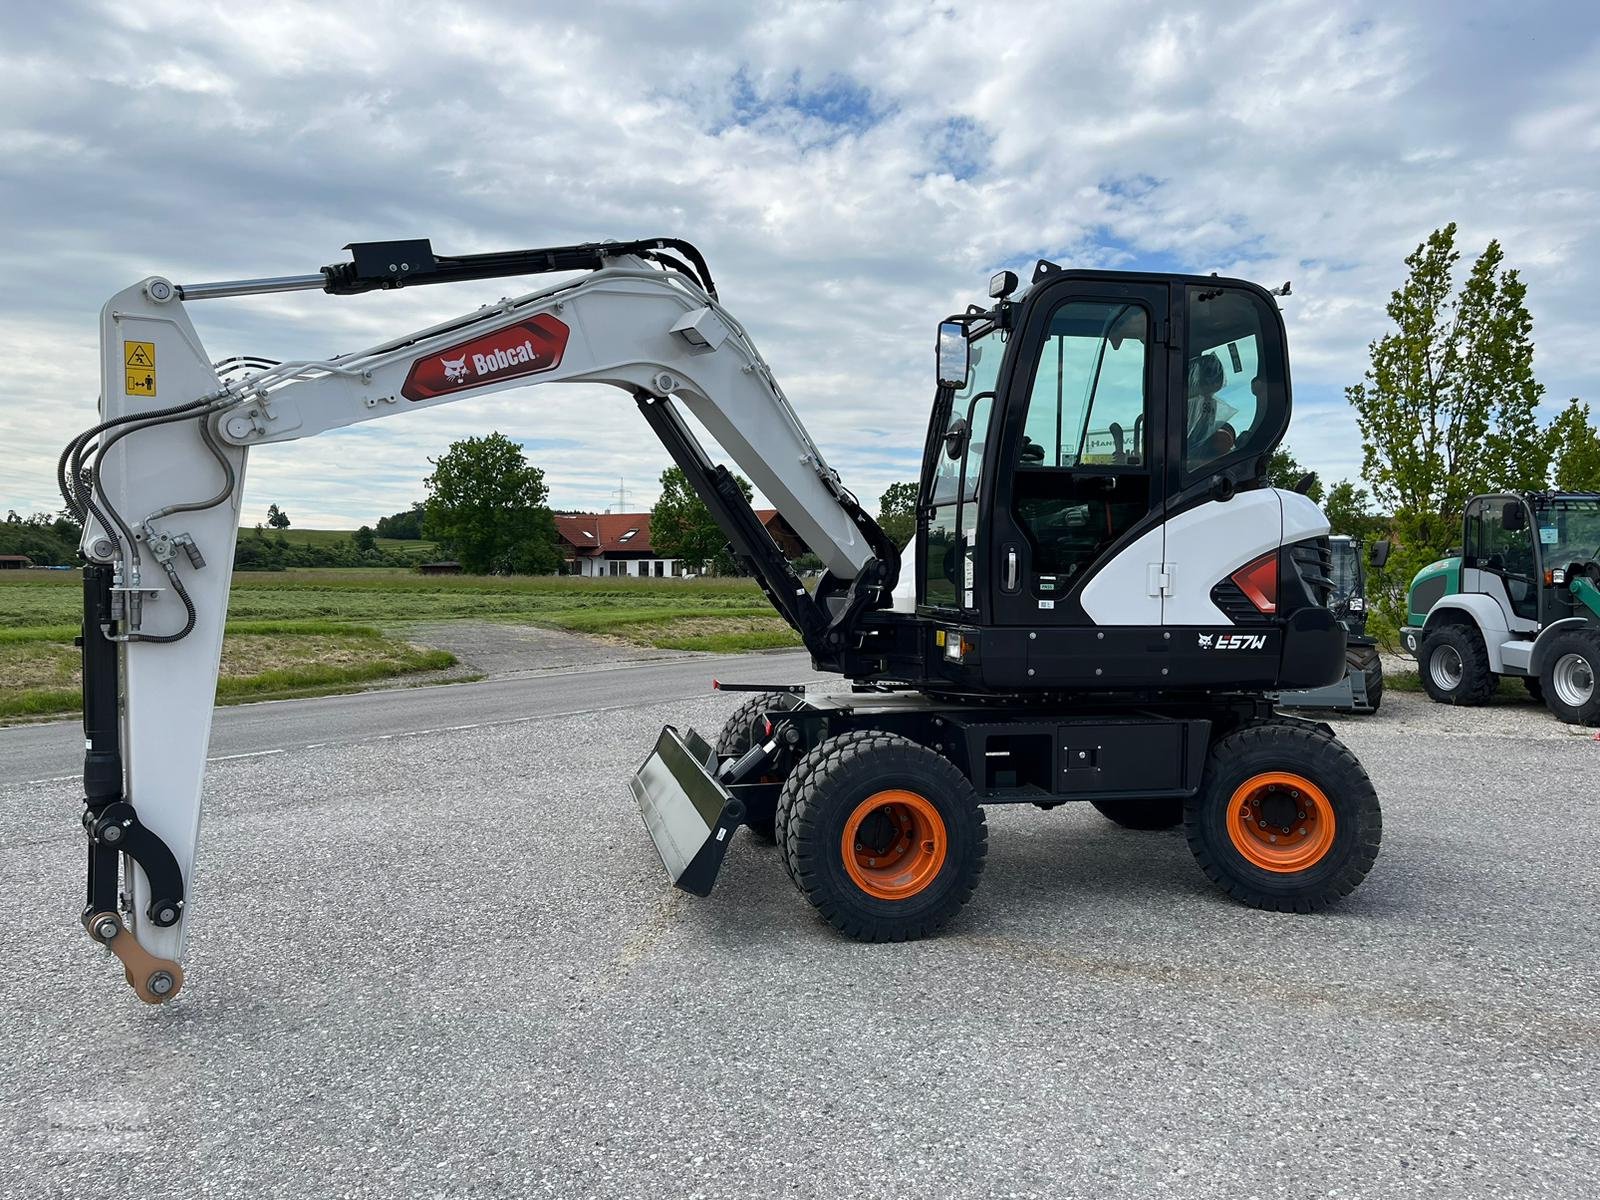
[631,726,746,897]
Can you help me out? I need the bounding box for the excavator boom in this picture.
[65,238,896,1002]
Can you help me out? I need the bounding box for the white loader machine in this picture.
[65,238,1382,1003]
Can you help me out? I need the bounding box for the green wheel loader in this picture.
[1402,492,1600,725]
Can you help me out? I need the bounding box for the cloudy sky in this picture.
[2,0,1597,528]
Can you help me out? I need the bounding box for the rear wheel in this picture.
[1540,631,1600,726]
[1090,797,1183,830]
[715,691,802,841]
[1185,721,1381,912]
[782,731,986,941]
[1418,625,1496,706]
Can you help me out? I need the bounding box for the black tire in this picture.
[1090,797,1183,830]
[1418,624,1497,706]
[715,692,802,841]
[1539,630,1600,726]
[1184,720,1381,912]
[1522,676,1544,703]
[781,731,986,941]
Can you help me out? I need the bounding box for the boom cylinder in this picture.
[80,564,122,806]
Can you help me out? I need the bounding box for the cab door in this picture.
[985,280,1169,627]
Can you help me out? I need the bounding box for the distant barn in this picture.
[418,560,462,576]
[0,554,33,570]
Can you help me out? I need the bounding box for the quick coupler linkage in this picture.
[78,563,188,1004]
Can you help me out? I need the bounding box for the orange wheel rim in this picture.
[1225,772,1336,873]
[841,789,947,900]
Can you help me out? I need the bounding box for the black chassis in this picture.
[719,685,1292,835]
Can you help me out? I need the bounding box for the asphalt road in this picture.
[2,654,1597,1199]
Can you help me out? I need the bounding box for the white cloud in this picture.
[1,0,1597,529]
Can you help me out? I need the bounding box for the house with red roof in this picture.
[552,510,808,577]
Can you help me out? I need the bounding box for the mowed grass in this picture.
[249,528,439,559]
[0,569,798,719]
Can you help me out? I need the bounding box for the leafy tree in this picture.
[1546,399,1600,492]
[1347,224,1549,629]
[0,509,83,565]
[375,503,426,540]
[1320,480,1384,543]
[877,480,919,548]
[1264,445,1324,504]
[422,433,561,574]
[266,503,291,530]
[650,465,752,574]
[353,525,377,553]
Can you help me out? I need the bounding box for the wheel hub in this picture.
[1552,652,1594,708]
[1225,773,1337,874]
[1430,644,1464,691]
[841,790,947,901]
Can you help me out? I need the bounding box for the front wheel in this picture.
[1541,632,1600,726]
[715,691,802,841]
[1418,625,1496,706]
[781,731,987,941]
[1185,721,1381,912]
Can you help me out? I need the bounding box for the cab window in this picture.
[1183,286,1283,476]
[923,327,1000,609]
[1007,299,1152,595]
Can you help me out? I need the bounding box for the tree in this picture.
[1321,480,1385,543]
[1264,445,1324,504]
[1347,224,1549,630]
[375,503,425,540]
[877,480,919,548]
[353,525,377,553]
[266,503,291,530]
[0,509,83,566]
[1546,399,1600,492]
[422,433,561,574]
[651,465,752,573]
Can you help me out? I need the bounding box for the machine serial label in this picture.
[124,341,156,397]
[1198,632,1268,651]
[401,314,570,402]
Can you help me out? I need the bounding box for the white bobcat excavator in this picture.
[65,237,1382,1003]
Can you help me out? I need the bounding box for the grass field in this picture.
[250,528,439,559]
[0,569,798,720]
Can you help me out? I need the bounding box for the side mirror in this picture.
[1369,539,1391,569]
[936,322,969,389]
[943,416,969,460]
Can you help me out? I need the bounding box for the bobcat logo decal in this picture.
[1197,633,1214,649]
[441,355,469,384]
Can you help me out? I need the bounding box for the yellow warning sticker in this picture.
[124,341,156,396]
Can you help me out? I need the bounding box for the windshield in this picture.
[1535,497,1600,565]
[1329,539,1361,603]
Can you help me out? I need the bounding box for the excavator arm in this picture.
[64,238,898,1003]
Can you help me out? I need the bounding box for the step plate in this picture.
[631,726,745,897]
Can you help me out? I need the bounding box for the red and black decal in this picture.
[401,314,570,402]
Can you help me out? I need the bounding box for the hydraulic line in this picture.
[60,394,234,644]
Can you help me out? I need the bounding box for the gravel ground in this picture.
[1,670,1596,1199]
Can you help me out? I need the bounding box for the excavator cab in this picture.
[902,265,1340,695]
